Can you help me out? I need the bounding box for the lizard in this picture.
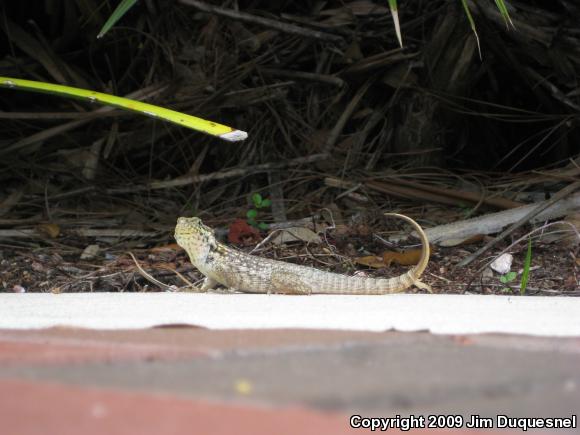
[174,213,431,295]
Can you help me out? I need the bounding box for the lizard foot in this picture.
[413,279,432,293]
[200,277,219,292]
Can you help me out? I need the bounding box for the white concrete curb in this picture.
[0,293,579,337]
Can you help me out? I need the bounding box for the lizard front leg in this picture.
[200,276,219,291]
[203,276,238,293]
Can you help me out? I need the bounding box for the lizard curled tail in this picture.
[378,213,431,293]
[175,212,431,295]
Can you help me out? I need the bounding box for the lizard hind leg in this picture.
[412,279,432,293]
[270,270,313,295]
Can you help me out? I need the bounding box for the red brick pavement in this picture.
[0,378,359,435]
[0,328,573,435]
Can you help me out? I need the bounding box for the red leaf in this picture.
[228,219,261,246]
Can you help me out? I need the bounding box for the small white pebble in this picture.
[490,253,513,274]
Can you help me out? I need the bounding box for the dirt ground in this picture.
[2,220,578,295]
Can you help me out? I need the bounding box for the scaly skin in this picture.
[174,213,431,294]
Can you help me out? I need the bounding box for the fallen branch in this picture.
[457,181,580,267]
[107,153,328,193]
[0,228,158,239]
[369,178,523,209]
[260,68,345,87]
[422,191,580,245]
[180,0,344,43]
[326,177,523,209]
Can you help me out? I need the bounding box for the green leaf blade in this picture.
[494,0,514,28]
[519,238,533,295]
[460,0,482,58]
[387,0,403,48]
[0,76,247,144]
[97,0,139,39]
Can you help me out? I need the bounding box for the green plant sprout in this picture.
[246,193,271,230]
[498,239,532,294]
[499,271,517,293]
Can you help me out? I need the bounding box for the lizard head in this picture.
[174,217,216,252]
